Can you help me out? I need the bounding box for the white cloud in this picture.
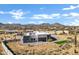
[62,14,69,17]
[9,9,25,20]
[69,12,79,16]
[61,13,79,26]
[51,14,60,17]
[70,19,79,26]
[8,22,13,24]
[0,11,5,14]
[61,12,79,17]
[0,9,30,20]
[38,21,44,24]
[31,12,79,20]
[62,5,79,10]
[28,21,36,24]
[40,8,44,10]
[31,13,60,19]
[31,14,53,19]
[28,21,45,24]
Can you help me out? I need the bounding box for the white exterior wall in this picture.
[1,42,13,55]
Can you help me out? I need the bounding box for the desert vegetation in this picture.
[0,23,79,55]
[7,34,79,55]
[0,43,3,55]
[7,41,76,55]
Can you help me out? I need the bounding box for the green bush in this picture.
[47,39,52,42]
[55,40,68,45]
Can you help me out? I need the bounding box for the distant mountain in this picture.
[0,23,65,27]
[41,23,50,25]
[51,23,65,27]
[40,23,50,26]
[0,23,4,25]
[0,22,78,30]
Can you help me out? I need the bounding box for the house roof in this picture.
[25,31,49,36]
[33,31,49,35]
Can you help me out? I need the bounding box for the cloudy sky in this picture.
[0,4,79,26]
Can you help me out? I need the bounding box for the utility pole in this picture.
[74,26,77,54]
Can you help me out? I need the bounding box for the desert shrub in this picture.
[47,39,52,42]
[55,40,68,46]
[27,44,34,47]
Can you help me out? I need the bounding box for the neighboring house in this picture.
[0,30,17,34]
[63,30,69,34]
[0,30,5,34]
[54,30,69,35]
[4,30,18,34]
[21,31,57,43]
[46,30,69,35]
[56,30,63,35]
[46,31,56,34]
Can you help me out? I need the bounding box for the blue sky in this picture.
[0,4,79,26]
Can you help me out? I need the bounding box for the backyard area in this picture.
[1,34,79,55]
[7,33,79,55]
[7,41,76,55]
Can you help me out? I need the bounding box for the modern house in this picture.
[21,31,57,43]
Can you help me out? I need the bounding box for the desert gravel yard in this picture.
[7,41,78,55]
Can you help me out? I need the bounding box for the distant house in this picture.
[4,30,18,34]
[46,31,56,35]
[21,31,57,43]
[56,30,63,35]
[0,30,18,34]
[63,30,69,34]
[46,30,69,35]
[54,30,69,35]
[0,30,5,34]
[3,30,23,35]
